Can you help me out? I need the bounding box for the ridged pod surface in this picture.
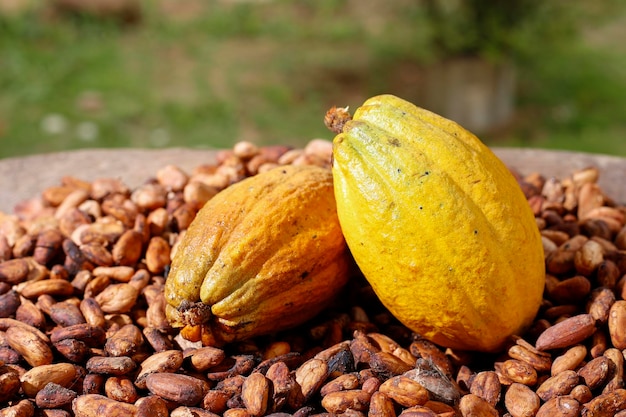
[330,94,545,352]
[164,165,351,345]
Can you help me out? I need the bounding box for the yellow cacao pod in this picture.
[330,94,545,352]
[164,164,351,345]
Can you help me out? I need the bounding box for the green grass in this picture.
[1,0,625,159]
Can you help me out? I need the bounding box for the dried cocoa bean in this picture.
[497,359,538,386]
[587,287,616,323]
[135,349,183,389]
[72,394,138,417]
[242,372,271,417]
[188,345,226,372]
[0,259,29,284]
[458,393,499,417]
[85,356,136,376]
[321,389,370,414]
[552,345,587,375]
[145,372,207,406]
[535,314,597,351]
[609,300,626,349]
[368,391,395,417]
[507,340,552,373]
[295,358,329,402]
[581,388,626,416]
[171,407,220,417]
[20,363,77,397]
[578,356,614,391]
[104,376,138,403]
[50,323,106,347]
[0,399,35,417]
[35,382,77,409]
[105,323,144,357]
[320,373,360,396]
[504,383,541,417]
[49,301,86,327]
[404,358,460,405]
[0,365,20,403]
[536,370,580,401]
[20,279,75,299]
[378,375,429,408]
[536,395,580,417]
[6,326,53,367]
[265,361,302,411]
[94,283,139,314]
[469,371,501,407]
[54,338,91,363]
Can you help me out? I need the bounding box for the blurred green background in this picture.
[1,0,625,159]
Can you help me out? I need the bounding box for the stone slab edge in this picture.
[1,147,625,214]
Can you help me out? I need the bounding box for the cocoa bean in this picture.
[145,372,207,406]
[21,363,77,397]
[104,376,138,403]
[0,399,35,417]
[609,300,626,349]
[536,370,580,401]
[94,283,139,314]
[536,395,580,417]
[295,358,329,402]
[136,395,169,417]
[507,341,552,373]
[71,394,138,417]
[242,372,271,417]
[0,365,20,403]
[458,393,499,417]
[135,349,183,389]
[54,338,91,363]
[498,359,538,386]
[504,383,541,417]
[104,323,144,357]
[0,290,20,318]
[535,314,597,351]
[50,323,106,347]
[321,389,370,414]
[0,259,29,284]
[49,301,86,327]
[552,345,587,375]
[320,373,360,396]
[469,371,501,407]
[578,356,614,391]
[85,356,136,376]
[378,375,429,408]
[188,346,226,372]
[20,279,75,299]
[112,230,144,266]
[35,382,77,409]
[6,326,53,367]
[581,388,626,416]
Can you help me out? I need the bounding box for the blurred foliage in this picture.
[0,0,625,158]
[418,0,573,61]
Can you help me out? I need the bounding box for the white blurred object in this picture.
[76,121,99,142]
[149,128,171,147]
[40,113,68,135]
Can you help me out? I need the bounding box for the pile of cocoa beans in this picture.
[1,139,626,417]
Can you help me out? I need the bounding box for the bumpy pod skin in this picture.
[164,165,351,345]
[331,94,545,352]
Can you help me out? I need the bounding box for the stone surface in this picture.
[1,147,625,214]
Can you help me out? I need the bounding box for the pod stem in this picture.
[324,105,352,134]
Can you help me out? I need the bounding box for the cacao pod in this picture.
[164,165,351,345]
[329,94,545,352]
